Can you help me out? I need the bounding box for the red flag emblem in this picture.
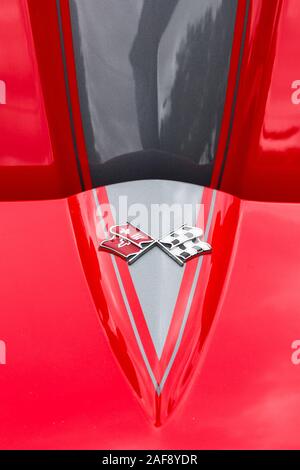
[99,223,155,264]
[110,223,154,248]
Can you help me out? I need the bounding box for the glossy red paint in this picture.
[0,185,300,448]
[218,0,300,202]
[0,0,82,200]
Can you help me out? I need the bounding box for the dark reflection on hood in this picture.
[159,1,237,164]
[70,0,237,184]
[129,0,179,150]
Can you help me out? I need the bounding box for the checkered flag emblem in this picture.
[159,225,212,265]
[99,223,211,266]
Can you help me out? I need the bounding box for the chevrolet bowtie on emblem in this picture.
[98,223,212,266]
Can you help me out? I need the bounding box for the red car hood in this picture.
[0,179,300,449]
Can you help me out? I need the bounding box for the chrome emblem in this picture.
[98,223,211,266]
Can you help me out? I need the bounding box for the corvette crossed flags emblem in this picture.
[98,223,212,266]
